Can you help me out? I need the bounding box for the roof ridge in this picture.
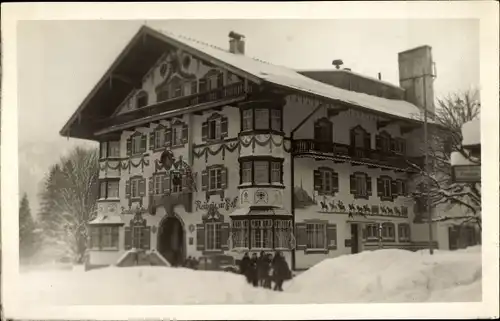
[161,29,274,66]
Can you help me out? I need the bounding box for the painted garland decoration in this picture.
[315,198,408,219]
[192,135,293,161]
[99,155,150,174]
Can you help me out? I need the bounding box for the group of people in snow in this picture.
[239,251,291,291]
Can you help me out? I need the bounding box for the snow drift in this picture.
[17,246,481,305]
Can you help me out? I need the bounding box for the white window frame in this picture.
[382,177,392,198]
[154,128,165,149]
[271,162,281,183]
[270,109,281,131]
[205,222,222,251]
[108,141,120,158]
[208,118,222,140]
[355,173,367,197]
[254,109,269,130]
[242,109,253,131]
[154,174,164,195]
[107,181,119,199]
[208,167,222,191]
[274,220,292,249]
[306,222,326,250]
[254,161,269,184]
[131,135,142,155]
[399,224,410,242]
[250,219,273,249]
[130,178,141,198]
[172,124,184,147]
[232,220,249,248]
[241,161,252,183]
[171,171,183,193]
[382,223,395,240]
[320,169,334,193]
[366,224,379,241]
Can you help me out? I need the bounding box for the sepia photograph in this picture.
[1,2,499,320]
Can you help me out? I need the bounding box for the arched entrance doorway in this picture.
[158,215,185,267]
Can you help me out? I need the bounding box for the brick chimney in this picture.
[229,31,245,55]
[398,45,435,113]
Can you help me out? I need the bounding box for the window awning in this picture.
[89,214,125,225]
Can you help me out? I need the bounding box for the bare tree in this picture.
[410,89,481,228]
[38,147,99,263]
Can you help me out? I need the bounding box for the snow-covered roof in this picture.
[158,29,423,122]
[461,117,480,147]
[89,215,124,225]
[450,151,479,166]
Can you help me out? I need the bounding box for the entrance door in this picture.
[351,224,360,254]
[158,216,185,266]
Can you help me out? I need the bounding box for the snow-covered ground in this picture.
[17,246,481,305]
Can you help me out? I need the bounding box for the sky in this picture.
[17,19,479,214]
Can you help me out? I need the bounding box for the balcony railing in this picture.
[97,82,251,130]
[292,139,424,171]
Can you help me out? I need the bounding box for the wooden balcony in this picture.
[96,82,252,130]
[292,139,424,172]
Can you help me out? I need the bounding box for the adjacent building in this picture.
[61,26,444,270]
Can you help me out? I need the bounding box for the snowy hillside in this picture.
[17,246,481,305]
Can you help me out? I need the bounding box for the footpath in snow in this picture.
[17,246,482,305]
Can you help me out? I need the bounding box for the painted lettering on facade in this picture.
[195,196,239,212]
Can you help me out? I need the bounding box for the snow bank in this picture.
[17,247,481,305]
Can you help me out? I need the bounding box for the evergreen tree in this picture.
[19,193,36,261]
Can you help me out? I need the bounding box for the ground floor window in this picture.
[250,219,273,249]
[89,226,119,250]
[274,219,292,249]
[398,223,411,242]
[125,217,151,250]
[365,224,379,241]
[306,223,326,249]
[205,222,222,251]
[381,223,395,241]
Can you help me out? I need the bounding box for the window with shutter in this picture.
[201,169,208,191]
[201,122,208,141]
[305,222,326,250]
[221,116,228,138]
[196,224,206,251]
[391,180,398,199]
[208,117,222,140]
[172,124,183,147]
[205,222,222,251]
[379,176,392,201]
[220,223,230,251]
[130,134,143,155]
[124,227,132,250]
[125,179,131,199]
[129,177,141,199]
[352,172,368,199]
[140,134,147,153]
[242,109,253,131]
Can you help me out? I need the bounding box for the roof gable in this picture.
[61,25,425,140]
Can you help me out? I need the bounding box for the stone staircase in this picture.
[116,249,171,267]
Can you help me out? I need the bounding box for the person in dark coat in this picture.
[272,251,290,292]
[257,251,266,287]
[248,253,259,287]
[263,253,274,289]
[239,252,251,283]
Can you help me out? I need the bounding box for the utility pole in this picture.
[422,70,434,255]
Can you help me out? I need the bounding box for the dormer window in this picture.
[377,131,391,152]
[136,91,148,108]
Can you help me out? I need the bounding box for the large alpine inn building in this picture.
[60,26,477,271]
